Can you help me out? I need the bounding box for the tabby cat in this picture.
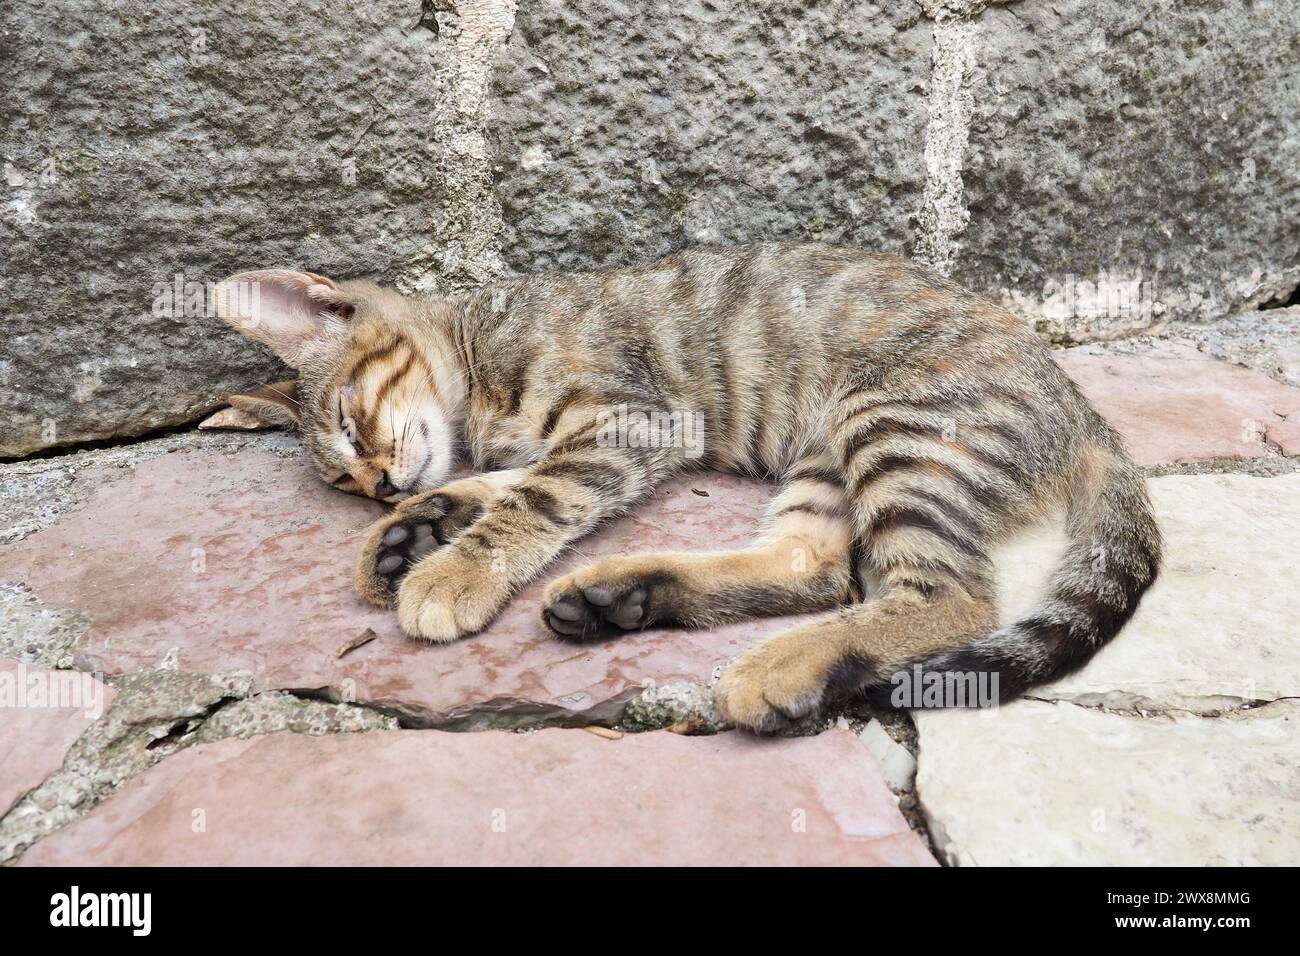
[214,242,1160,731]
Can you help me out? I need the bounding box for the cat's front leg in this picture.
[390,446,672,643]
[355,469,526,607]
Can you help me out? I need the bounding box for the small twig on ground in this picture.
[336,628,378,659]
[581,725,624,740]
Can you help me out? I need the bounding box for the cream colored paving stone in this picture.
[915,698,1300,866]
[993,473,1300,713]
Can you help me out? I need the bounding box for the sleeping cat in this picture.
[214,242,1160,731]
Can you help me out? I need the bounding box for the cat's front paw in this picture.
[394,548,510,643]
[354,491,484,607]
[540,566,667,642]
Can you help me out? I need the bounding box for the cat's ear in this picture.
[214,270,354,368]
[199,380,301,430]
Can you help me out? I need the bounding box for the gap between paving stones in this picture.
[0,420,213,466]
[0,662,936,864]
[1023,693,1300,720]
[12,638,1290,866]
[1144,455,1300,478]
[9,474,1298,868]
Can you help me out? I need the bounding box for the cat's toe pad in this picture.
[542,582,650,642]
[374,520,438,593]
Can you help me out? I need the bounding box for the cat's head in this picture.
[213,270,463,500]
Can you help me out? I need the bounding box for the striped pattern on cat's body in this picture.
[216,241,1161,731]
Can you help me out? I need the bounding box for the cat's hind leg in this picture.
[714,585,997,732]
[540,456,855,641]
[715,389,1018,731]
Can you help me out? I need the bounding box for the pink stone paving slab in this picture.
[1055,339,1300,465]
[0,659,115,814]
[1,444,813,722]
[18,727,936,866]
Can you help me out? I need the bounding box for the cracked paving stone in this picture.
[996,473,1300,713]
[915,699,1300,866]
[0,659,115,816]
[0,667,251,863]
[17,727,937,866]
[0,439,818,727]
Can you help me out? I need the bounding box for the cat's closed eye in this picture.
[340,416,364,456]
[328,471,362,495]
[337,387,365,456]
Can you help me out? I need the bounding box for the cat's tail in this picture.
[872,439,1162,706]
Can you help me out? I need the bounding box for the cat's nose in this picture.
[373,472,398,499]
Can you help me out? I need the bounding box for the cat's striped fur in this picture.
[216,242,1161,731]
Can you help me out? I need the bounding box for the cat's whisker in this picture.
[265,383,302,408]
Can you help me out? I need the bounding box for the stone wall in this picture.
[1,0,514,457]
[3,0,1297,456]
[956,0,1300,339]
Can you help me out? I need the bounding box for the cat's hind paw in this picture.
[714,633,835,734]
